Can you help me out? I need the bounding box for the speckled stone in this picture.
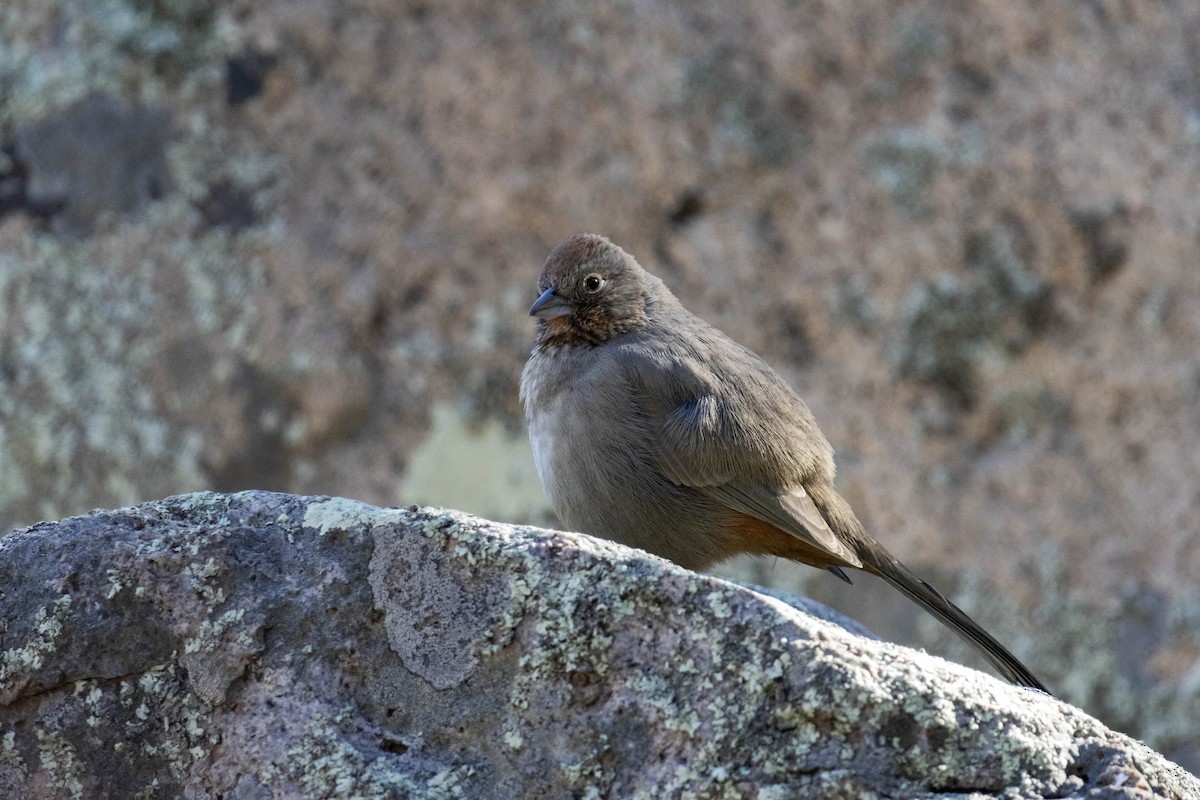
[0,492,1195,798]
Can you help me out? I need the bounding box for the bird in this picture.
[519,232,1049,693]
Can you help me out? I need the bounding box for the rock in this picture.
[1,491,1195,799]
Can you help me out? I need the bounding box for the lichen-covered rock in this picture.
[0,492,1194,799]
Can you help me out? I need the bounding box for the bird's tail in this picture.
[865,548,1049,693]
[804,481,1050,692]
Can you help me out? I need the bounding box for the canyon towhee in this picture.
[520,233,1048,692]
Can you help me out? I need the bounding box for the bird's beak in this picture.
[528,287,572,319]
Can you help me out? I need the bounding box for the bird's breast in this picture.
[521,342,769,569]
[523,347,659,530]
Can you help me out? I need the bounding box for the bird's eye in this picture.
[584,274,605,293]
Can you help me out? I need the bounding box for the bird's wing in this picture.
[654,392,862,567]
[711,482,861,567]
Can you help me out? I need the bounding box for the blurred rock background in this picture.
[1,0,1197,770]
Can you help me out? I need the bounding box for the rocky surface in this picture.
[1,492,1196,799]
[2,0,1199,771]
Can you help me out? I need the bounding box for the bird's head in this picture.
[529,233,651,346]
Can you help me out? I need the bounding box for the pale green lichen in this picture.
[502,726,524,751]
[302,496,407,537]
[283,716,474,799]
[184,557,224,606]
[131,777,163,800]
[104,568,125,600]
[707,594,733,620]
[0,595,73,689]
[0,730,27,783]
[183,607,248,654]
[35,729,84,800]
[425,765,476,797]
[559,751,608,789]
[80,682,105,729]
